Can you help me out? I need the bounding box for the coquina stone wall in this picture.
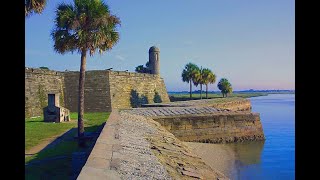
[25,68,65,118]
[63,70,112,113]
[25,68,170,118]
[152,112,265,143]
[108,71,170,109]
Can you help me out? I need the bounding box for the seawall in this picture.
[152,112,265,143]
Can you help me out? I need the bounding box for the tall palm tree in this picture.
[202,68,216,99]
[25,0,47,17]
[51,0,120,147]
[193,67,203,99]
[182,63,200,99]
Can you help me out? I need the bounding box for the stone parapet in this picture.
[77,110,122,180]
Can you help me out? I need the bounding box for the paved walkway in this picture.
[123,106,230,117]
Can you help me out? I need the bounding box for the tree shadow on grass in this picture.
[25,121,106,180]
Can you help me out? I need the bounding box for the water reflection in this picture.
[229,141,265,165]
[185,140,265,179]
[227,141,265,179]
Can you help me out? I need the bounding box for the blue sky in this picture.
[25,0,295,91]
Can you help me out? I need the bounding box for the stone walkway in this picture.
[123,106,230,117]
[77,110,228,180]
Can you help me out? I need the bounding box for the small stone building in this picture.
[43,93,70,123]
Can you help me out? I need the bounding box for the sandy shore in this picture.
[184,142,236,178]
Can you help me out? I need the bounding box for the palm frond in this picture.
[51,0,121,56]
[25,0,47,16]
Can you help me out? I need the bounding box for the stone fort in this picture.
[25,46,170,118]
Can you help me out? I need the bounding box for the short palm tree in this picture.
[217,78,232,97]
[202,68,216,99]
[182,63,200,99]
[51,0,120,147]
[25,0,47,17]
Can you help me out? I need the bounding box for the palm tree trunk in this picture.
[78,49,86,147]
[206,84,208,99]
[200,84,202,99]
[190,80,192,99]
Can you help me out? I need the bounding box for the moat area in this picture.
[186,94,295,179]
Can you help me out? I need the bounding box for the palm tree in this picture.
[193,67,203,99]
[51,0,120,147]
[25,0,47,17]
[182,63,200,99]
[217,78,233,97]
[202,68,216,99]
[135,61,150,73]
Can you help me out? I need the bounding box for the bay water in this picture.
[186,94,295,179]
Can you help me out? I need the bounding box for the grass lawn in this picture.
[25,112,109,150]
[169,92,267,101]
[25,112,110,179]
[25,115,76,151]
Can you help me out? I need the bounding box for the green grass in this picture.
[26,158,72,180]
[26,112,109,162]
[25,116,76,151]
[25,112,110,179]
[25,112,109,151]
[168,92,267,101]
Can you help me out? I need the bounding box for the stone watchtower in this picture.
[148,46,160,75]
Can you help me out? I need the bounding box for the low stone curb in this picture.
[77,110,121,180]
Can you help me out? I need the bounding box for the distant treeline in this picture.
[168,90,295,94]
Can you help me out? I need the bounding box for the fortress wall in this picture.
[108,71,170,109]
[152,112,265,143]
[25,68,65,118]
[63,70,112,113]
[25,68,171,117]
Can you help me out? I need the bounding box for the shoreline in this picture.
[184,142,235,178]
[168,92,295,102]
[184,141,265,179]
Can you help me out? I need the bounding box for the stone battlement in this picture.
[25,67,64,76]
[108,70,160,78]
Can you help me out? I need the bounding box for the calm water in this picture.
[228,94,295,179]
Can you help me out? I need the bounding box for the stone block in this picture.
[77,166,121,180]
[86,157,110,169]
